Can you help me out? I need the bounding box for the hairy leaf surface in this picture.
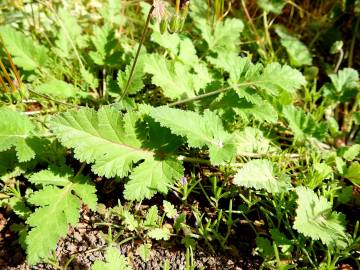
[0,26,49,70]
[26,168,97,264]
[0,109,36,162]
[233,159,290,193]
[293,187,349,248]
[51,107,183,200]
[50,107,152,178]
[150,107,236,164]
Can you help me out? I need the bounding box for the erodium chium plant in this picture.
[0,0,360,269]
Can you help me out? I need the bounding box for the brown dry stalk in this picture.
[6,50,22,89]
[0,58,16,92]
[0,71,9,92]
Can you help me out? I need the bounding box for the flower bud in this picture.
[168,14,182,34]
[160,18,167,34]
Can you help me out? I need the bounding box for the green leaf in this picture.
[274,25,312,67]
[232,98,278,123]
[283,105,327,141]
[0,108,36,162]
[314,163,333,180]
[257,0,286,14]
[147,227,171,241]
[92,247,132,270]
[293,187,349,248]
[342,144,360,161]
[150,29,181,56]
[8,197,32,219]
[136,243,151,262]
[270,228,293,254]
[234,127,277,154]
[29,166,73,186]
[99,0,124,26]
[150,107,236,164]
[122,210,138,231]
[256,63,306,95]
[208,52,261,85]
[123,158,184,201]
[208,53,305,96]
[0,26,49,70]
[323,68,360,102]
[143,54,196,99]
[117,59,145,95]
[144,206,159,228]
[233,159,291,193]
[163,200,177,219]
[51,107,183,200]
[50,107,152,178]
[330,68,359,95]
[89,24,120,66]
[26,167,97,264]
[344,162,360,185]
[255,237,274,258]
[80,68,99,89]
[53,8,84,59]
[337,186,353,204]
[36,80,78,99]
[195,18,244,53]
[178,38,199,67]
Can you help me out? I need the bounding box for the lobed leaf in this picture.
[50,107,151,178]
[150,107,236,164]
[0,26,49,70]
[92,247,132,270]
[124,158,183,201]
[283,105,327,141]
[293,187,350,248]
[51,107,183,200]
[144,54,196,99]
[0,108,36,162]
[26,168,97,264]
[233,159,291,193]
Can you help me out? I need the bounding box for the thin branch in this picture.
[120,5,155,101]
[167,82,256,107]
[27,88,80,108]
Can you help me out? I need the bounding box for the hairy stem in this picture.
[120,5,154,101]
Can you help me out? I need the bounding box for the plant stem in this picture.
[241,0,261,46]
[334,48,343,73]
[177,155,211,165]
[27,88,79,108]
[102,68,107,99]
[263,11,274,60]
[120,5,154,101]
[348,16,359,67]
[75,162,86,177]
[168,82,257,107]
